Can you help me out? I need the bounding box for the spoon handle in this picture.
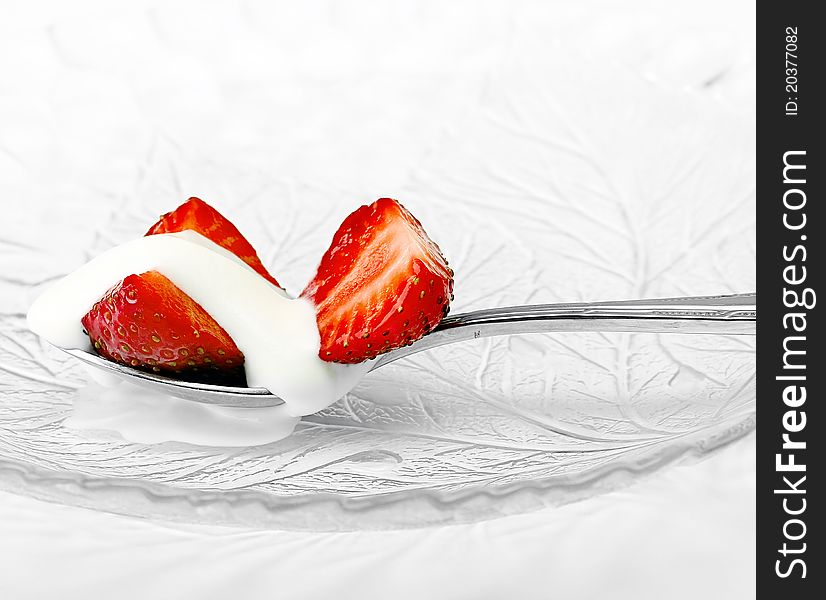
[374,293,756,369]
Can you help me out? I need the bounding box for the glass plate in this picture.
[0,48,754,531]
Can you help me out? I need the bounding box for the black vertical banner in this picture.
[757,3,823,598]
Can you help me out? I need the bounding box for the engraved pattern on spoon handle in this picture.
[374,293,756,369]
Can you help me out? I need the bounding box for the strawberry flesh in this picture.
[302,198,453,363]
[146,196,280,288]
[82,271,246,385]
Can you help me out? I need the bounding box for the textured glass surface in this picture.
[0,44,754,530]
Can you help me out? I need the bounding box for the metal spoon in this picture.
[63,292,756,408]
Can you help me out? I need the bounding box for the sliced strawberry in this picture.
[302,198,453,364]
[146,197,280,288]
[82,271,246,385]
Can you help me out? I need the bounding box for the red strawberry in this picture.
[82,271,246,384]
[82,198,278,383]
[302,198,453,364]
[146,196,280,288]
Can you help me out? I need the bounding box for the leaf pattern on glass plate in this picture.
[0,46,754,528]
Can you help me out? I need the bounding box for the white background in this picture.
[0,1,754,598]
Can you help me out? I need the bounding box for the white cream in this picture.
[67,381,300,447]
[27,230,373,425]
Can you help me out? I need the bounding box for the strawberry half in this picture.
[302,198,453,364]
[146,196,280,288]
[82,271,246,384]
[82,198,278,383]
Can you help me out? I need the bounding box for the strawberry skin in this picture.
[146,197,280,288]
[302,198,453,364]
[82,271,246,384]
[82,197,281,383]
